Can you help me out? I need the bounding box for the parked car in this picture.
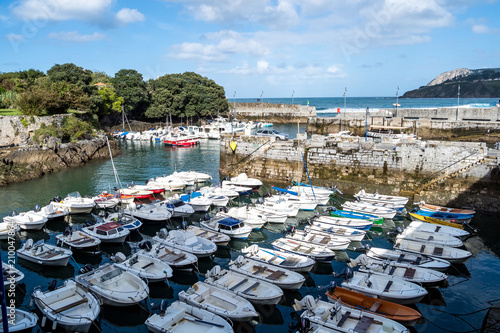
[255,129,289,140]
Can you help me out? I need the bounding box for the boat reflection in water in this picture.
[254,304,284,326]
[100,303,150,327]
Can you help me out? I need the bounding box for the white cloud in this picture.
[48,31,107,42]
[11,0,113,22]
[115,8,145,24]
[5,33,26,41]
[467,18,500,34]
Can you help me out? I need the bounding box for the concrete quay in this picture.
[231,102,316,123]
[220,134,500,212]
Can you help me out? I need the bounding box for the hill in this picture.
[403,68,500,98]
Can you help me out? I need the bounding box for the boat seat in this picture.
[383,280,393,292]
[415,257,422,265]
[268,255,279,263]
[141,262,154,269]
[197,230,209,237]
[369,301,381,312]
[101,269,122,282]
[159,253,185,263]
[434,226,441,232]
[337,311,351,327]
[252,265,267,275]
[53,297,88,313]
[404,268,416,279]
[319,237,330,245]
[242,281,260,294]
[396,254,405,263]
[72,238,96,246]
[281,257,300,266]
[419,244,426,253]
[427,235,434,241]
[229,278,248,291]
[388,266,397,275]
[354,316,374,333]
[433,247,444,256]
[267,270,286,280]
[304,247,314,254]
[38,251,62,259]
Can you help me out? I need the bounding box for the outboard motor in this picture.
[138,240,153,251]
[98,210,109,218]
[85,220,94,227]
[298,318,311,333]
[10,211,17,217]
[219,206,228,213]
[181,221,188,230]
[63,226,72,237]
[203,213,211,221]
[47,280,57,292]
[328,281,337,293]
[53,196,62,203]
[256,197,264,204]
[159,299,168,316]
[34,204,41,212]
[79,264,95,274]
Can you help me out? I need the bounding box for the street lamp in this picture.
[260,91,264,118]
[292,90,295,111]
[365,107,369,142]
[457,84,460,121]
[233,91,236,110]
[343,87,347,111]
[395,86,399,117]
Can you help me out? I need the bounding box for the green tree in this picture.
[112,69,149,119]
[47,63,92,88]
[145,88,173,118]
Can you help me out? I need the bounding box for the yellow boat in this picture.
[408,212,464,229]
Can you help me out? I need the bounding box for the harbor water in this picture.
[1,129,500,332]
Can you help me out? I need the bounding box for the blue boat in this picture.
[411,208,474,223]
[329,208,384,225]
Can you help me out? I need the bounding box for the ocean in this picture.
[233,97,499,115]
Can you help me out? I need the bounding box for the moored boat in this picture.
[179,281,259,321]
[153,228,217,258]
[329,208,384,224]
[200,216,253,239]
[138,241,198,270]
[3,210,47,231]
[408,212,466,229]
[81,221,130,243]
[313,215,373,231]
[418,202,476,215]
[111,251,173,282]
[0,309,38,332]
[17,239,72,267]
[394,238,472,264]
[271,237,336,262]
[242,244,315,272]
[32,279,100,333]
[341,201,397,219]
[204,265,283,305]
[409,209,474,224]
[184,224,231,246]
[284,227,351,250]
[52,192,96,214]
[406,221,470,239]
[366,247,451,271]
[56,226,101,253]
[306,224,366,242]
[396,227,463,247]
[354,189,409,205]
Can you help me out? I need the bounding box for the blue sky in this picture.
[1,0,499,98]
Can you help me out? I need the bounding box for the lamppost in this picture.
[260,91,264,118]
[292,90,295,111]
[395,86,399,117]
[457,84,460,121]
[233,91,236,110]
[365,107,369,142]
[343,87,347,111]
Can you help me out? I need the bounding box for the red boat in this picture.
[164,132,200,147]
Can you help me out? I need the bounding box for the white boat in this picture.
[0,309,38,332]
[118,188,153,198]
[354,189,409,205]
[39,202,69,220]
[341,201,397,219]
[138,241,198,270]
[148,175,188,191]
[394,238,472,264]
[407,221,470,239]
[396,228,463,247]
[289,185,335,197]
[256,198,299,217]
[123,202,173,222]
[52,192,96,214]
[271,238,336,262]
[185,225,231,246]
[181,192,212,212]
[111,251,173,282]
[103,212,142,231]
[341,270,428,304]
[2,261,24,285]
[145,300,233,333]
[92,195,120,209]
[75,263,149,306]
[201,190,230,207]
[81,221,130,243]
[306,224,366,242]
[200,216,253,239]
[356,199,406,211]
[223,173,262,190]
[56,226,101,252]
[3,211,47,230]
[252,204,289,223]
[221,183,253,195]
[242,245,315,272]
[223,206,267,230]
[313,215,373,230]
[294,295,409,333]
[17,239,72,266]
[266,193,318,211]
[366,247,451,271]
[229,255,305,290]
[349,254,447,286]
[163,198,195,217]
[204,265,283,305]
[179,281,259,321]
[171,170,212,183]
[153,229,217,258]
[285,228,351,251]
[0,222,19,240]
[127,183,165,194]
[33,279,100,333]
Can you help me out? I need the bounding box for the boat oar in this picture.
[185,316,225,328]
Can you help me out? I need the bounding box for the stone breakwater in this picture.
[232,102,316,123]
[0,137,120,186]
[220,135,500,212]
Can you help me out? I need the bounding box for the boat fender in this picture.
[139,240,153,251]
[207,265,221,278]
[159,299,168,315]
[395,226,404,234]
[41,316,47,328]
[52,320,58,330]
[111,252,126,263]
[34,204,41,212]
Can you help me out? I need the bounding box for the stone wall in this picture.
[220,135,500,211]
[0,115,69,147]
[231,103,316,123]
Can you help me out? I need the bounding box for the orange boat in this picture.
[419,202,475,215]
[98,192,135,203]
[325,285,421,326]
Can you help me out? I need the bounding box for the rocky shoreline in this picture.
[0,137,121,186]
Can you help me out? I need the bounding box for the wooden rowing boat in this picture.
[408,212,465,229]
[325,285,421,326]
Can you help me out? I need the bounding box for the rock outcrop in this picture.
[0,137,121,186]
[427,68,472,86]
